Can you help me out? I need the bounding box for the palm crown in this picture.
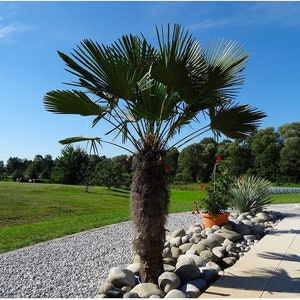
[44,24,266,154]
[43,23,266,284]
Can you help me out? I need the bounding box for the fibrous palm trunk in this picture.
[130,151,169,283]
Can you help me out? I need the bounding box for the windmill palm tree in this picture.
[44,24,266,283]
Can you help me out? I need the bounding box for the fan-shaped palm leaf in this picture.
[209,104,267,139]
[44,90,108,116]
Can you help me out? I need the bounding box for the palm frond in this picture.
[58,36,156,101]
[152,23,207,101]
[59,136,101,144]
[202,39,249,99]
[210,104,267,139]
[59,136,102,155]
[43,90,108,116]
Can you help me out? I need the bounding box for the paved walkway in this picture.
[200,204,300,298]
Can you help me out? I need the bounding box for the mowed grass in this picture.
[0,182,201,253]
[1,181,300,253]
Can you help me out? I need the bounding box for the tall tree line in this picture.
[1,122,300,185]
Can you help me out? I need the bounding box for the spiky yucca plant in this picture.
[230,175,273,214]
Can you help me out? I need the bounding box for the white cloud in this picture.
[0,23,30,41]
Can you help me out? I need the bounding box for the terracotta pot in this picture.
[201,212,229,228]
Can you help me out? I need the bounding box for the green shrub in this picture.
[230,175,273,214]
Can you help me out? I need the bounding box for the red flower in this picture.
[238,176,243,186]
[216,156,222,162]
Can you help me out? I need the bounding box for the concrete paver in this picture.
[200,207,300,298]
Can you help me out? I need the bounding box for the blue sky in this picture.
[1,1,300,164]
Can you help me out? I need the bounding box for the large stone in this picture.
[241,219,253,226]
[250,223,265,237]
[181,235,190,244]
[234,222,251,236]
[176,256,195,268]
[127,263,141,275]
[123,291,140,298]
[158,271,181,293]
[199,267,218,283]
[171,228,186,238]
[107,267,136,288]
[250,217,263,224]
[222,238,234,248]
[198,237,220,249]
[189,278,208,291]
[187,225,203,235]
[222,222,235,231]
[163,264,176,272]
[177,254,207,267]
[201,228,214,238]
[189,243,206,255]
[206,261,221,273]
[237,212,251,221]
[243,234,256,242]
[212,246,226,260]
[207,233,226,244]
[180,283,201,298]
[130,283,164,298]
[185,248,198,255]
[179,243,194,254]
[170,236,182,247]
[256,212,270,221]
[98,282,115,294]
[222,256,237,268]
[162,247,172,258]
[105,287,125,298]
[190,232,203,243]
[175,263,201,282]
[211,225,221,231]
[164,289,187,298]
[215,228,242,242]
[163,257,176,266]
[200,249,214,261]
[180,279,207,297]
[171,246,182,259]
[131,254,141,264]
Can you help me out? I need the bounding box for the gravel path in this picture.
[0,212,195,298]
[1,204,299,298]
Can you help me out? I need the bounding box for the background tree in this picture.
[215,139,232,158]
[6,157,31,181]
[176,138,217,183]
[165,148,179,183]
[250,127,282,181]
[225,138,254,177]
[43,24,266,282]
[41,155,55,179]
[0,160,5,180]
[92,156,120,189]
[51,146,89,185]
[279,122,300,183]
[176,143,204,183]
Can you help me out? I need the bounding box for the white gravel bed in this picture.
[0,204,299,298]
[0,212,194,298]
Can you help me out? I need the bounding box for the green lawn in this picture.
[0,181,299,253]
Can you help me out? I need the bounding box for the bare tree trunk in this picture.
[130,151,169,283]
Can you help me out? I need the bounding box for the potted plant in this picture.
[193,157,233,228]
